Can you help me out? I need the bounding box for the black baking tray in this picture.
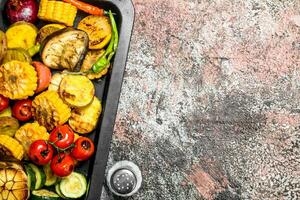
[0,0,134,199]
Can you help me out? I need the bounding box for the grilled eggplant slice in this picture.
[41,27,88,71]
[69,96,101,134]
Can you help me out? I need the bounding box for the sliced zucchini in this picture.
[55,183,67,199]
[31,189,60,200]
[5,21,38,50]
[59,74,95,107]
[28,163,46,190]
[2,48,32,64]
[43,164,58,186]
[0,107,12,117]
[59,172,87,198]
[0,116,19,137]
[24,164,36,191]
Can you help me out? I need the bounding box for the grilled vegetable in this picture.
[59,172,87,198]
[69,96,101,134]
[12,99,33,122]
[5,0,38,24]
[38,0,77,26]
[32,61,52,93]
[71,137,94,161]
[0,95,9,113]
[49,124,74,149]
[14,122,49,155]
[0,107,12,117]
[31,189,60,200]
[0,61,37,100]
[0,135,24,160]
[2,48,32,64]
[32,91,71,131]
[24,164,36,190]
[0,30,7,63]
[41,28,89,71]
[48,73,65,92]
[78,15,112,49]
[28,44,41,57]
[36,24,66,44]
[59,75,94,107]
[0,117,19,137]
[29,140,54,166]
[50,153,74,177]
[27,163,46,190]
[0,162,29,200]
[5,21,38,50]
[55,184,67,199]
[92,10,118,74]
[43,164,57,186]
[81,49,109,80]
[63,0,105,16]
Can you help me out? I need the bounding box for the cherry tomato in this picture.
[12,99,32,121]
[0,95,9,112]
[49,124,74,149]
[50,153,74,177]
[29,140,54,165]
[71,137,95,161]
[32,61,51,93]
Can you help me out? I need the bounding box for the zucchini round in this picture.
[28,163,46,190]
[43,164,58,186]
[55,184,68,199]
[59,172,87,198]
[2,48,32,64]
[24,164,36,190]
[31,189,60,200]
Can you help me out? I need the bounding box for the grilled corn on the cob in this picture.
[0,61,37,100]
[15,123,49,155]
[69,96,101,134]
[32,91,71,131]
[0,135,24,160]
[38,0,77,26]
[0,162,29,200]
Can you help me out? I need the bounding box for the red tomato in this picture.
[32,61,51,93]
[50,153,74,177]
[29,140,54,165]
[71,137,95,161]
[49,124,74,149]
[0,94,9,112]
[12,99,32,121]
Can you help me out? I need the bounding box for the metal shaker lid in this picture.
[106,160,142,197]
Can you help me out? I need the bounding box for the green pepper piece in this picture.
[28,44,41,57]
[92,10,119,74]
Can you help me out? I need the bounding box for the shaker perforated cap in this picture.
[106,161,142,197]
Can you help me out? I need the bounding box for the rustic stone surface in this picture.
[102,0,300,199]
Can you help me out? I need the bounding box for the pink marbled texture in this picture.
[105,0,300,199]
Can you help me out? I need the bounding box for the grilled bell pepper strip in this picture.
[63,0,105,16]
[92,10,119,73]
